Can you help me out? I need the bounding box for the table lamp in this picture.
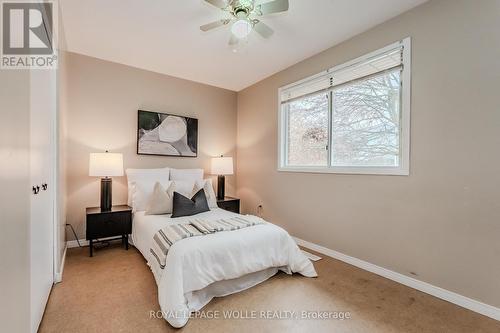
[211,156,233,200]
[89,151,123,211]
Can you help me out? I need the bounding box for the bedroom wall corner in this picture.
[56,1,69,279]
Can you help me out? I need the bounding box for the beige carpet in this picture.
[39,243,500,333]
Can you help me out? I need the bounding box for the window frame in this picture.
[278,38,411,175]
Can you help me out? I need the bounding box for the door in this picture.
[30,68,56,332]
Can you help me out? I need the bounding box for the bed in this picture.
[131,207,317,328]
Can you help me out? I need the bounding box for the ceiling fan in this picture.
[200,0,289,46]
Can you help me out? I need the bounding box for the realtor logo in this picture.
[1,1,57,69]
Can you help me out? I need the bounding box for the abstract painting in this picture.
[137,110,198,157]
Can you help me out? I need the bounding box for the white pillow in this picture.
[169,168,204,182]
[171,179,196,197]
[126,167,170,206]
[145,182,176,215]
[193,179,218,209]
[132,180,171,212]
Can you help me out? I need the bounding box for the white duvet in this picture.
[132,208,317,328]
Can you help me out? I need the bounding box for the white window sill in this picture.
[277,166,409,176]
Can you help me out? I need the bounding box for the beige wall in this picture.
[237,0,500,308]
[65,53,237,239]
[0,70,31,332]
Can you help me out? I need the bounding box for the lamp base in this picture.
[100,178,112,211]
[217,175,225,200]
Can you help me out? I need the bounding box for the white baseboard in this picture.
[54,245,67,283]
[67,238,88,248]
[293,236,500,322]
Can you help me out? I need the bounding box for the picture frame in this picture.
[137,110,198,157]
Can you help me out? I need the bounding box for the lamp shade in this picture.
[89,153,124,177]
[211,156,233,175]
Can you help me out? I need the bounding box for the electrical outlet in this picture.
[257,204,263,217]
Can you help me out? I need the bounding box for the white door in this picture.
[30,68,56,332]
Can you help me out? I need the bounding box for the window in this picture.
[287,93,329,166]
[278,38,410,175]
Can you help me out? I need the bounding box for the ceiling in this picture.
[60,0,426,91]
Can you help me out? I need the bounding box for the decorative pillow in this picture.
[171,189,210,218]
[131,180,171,212]
[126,167,170,206]
[193,179,218,209]
[171,179,196,197]
[169,168,204,182]
[145,182,176,215]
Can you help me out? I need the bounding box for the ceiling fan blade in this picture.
[256,0,289,15]
[200,19,230,32]
[229,34,239,46]
[253,21,274,38]
[204,0,228,9]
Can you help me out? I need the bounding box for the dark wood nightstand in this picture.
[86,205,132,257]
[217,196,240,214]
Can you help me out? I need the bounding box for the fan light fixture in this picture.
[200,0,289,46]
[231,19,252,39]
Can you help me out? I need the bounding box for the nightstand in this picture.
[86,205,132,257]
[217,196,240,214]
